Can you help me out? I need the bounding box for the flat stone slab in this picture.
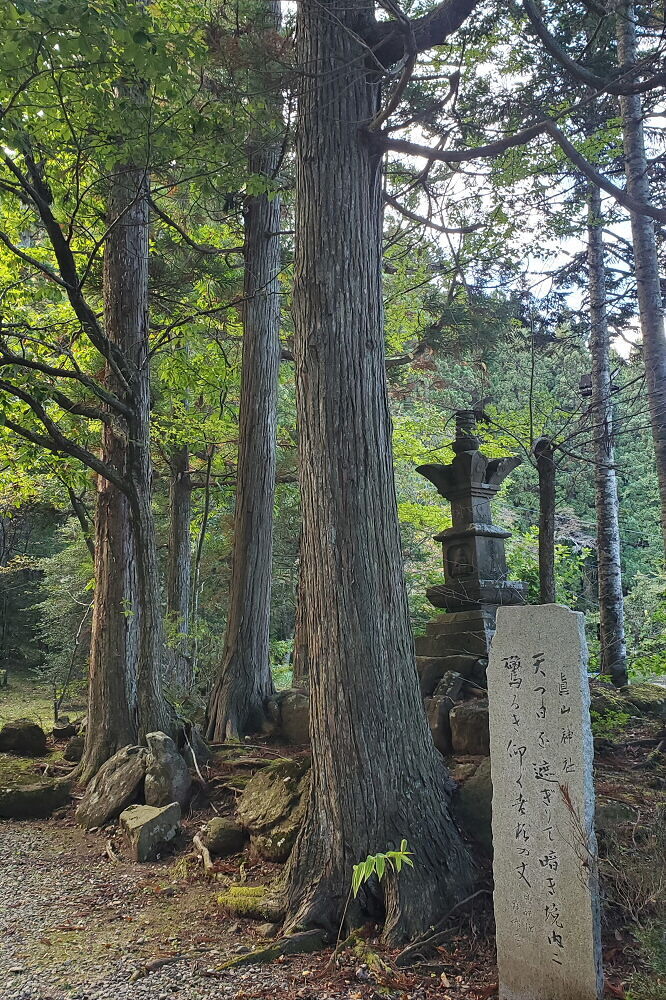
[120,802,181,861]
[487,604,603,1000]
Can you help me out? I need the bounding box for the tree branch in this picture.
[0,379,127,490]
[384,192,483,233]
[0,343,131,416]
[382,122,666,223]
[371,0,482,66]
[522,0,666,96]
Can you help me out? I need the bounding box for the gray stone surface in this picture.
[450,701,490,755]
[277,689,310,744]
[237,757,310,861]
[487,604,603,1000]
[75,745,147,829]
[202,816,247,856]
[0,718,47,756]
[0,779,70,818]
[425,695,453,754]
[63,732,84,761]
[144,731,191,808]
[120,801,181,862]
[454,756,492,854]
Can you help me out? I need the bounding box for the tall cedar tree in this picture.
[282,0,478,943]
[206,3,282,740]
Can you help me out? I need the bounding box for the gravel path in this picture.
[0,820,335,1000]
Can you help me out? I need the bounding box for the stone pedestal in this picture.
[415,410,526,756]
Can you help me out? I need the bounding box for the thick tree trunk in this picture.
[166,444,193,691]
[80,443,138,783]
[587,184,628,687]
[282,0,475,945]
[81,157,168,776]
[615,2,666,555]
[206,2,282,741]
[534,437,556,604]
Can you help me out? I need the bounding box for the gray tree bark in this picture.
[282,0,475,945]
[166,444,193,691]
[206,2,281,741]
[533,437,556,604]
[615,1,666,555]
[81,157,168,777]
[587,183,628,687]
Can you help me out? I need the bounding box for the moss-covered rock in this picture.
[624,683,666,721]
[217,885,283,921]
[0,718,47,756]
[202,816,247,856]
[0,778,70,818]
[589,680,627,717]
[237,757,310,862]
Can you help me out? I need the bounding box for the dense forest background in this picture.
[0,0,664,713]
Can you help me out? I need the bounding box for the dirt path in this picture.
[0,819,301,1000]
[2,820,471,1000]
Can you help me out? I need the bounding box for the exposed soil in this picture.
[0,712,663,1000]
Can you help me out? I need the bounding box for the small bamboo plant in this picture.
[351,839,414,898]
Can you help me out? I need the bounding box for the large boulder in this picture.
[0,779,70,819]
[0,718,47,756]
[449,701,490,756]
[201,816,247,856]
[237,757,310,862]
[276,689,310,745]
[589,679,627,717]
[454,756,493,855]
[624,683,666,721]
[75,745,147,829]
[120,802,181,861]
[144,732,191,808]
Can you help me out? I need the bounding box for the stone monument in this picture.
[416,410,526,670]
[487,604,603,1000]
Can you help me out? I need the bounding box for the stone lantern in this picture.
[415,410,526,666]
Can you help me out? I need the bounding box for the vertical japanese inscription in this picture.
[488,605,603,1000]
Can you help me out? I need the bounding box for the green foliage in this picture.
[351,840,414,898]
[624,573,666,679]
[590,708,631,740]
[626,922,666,1000]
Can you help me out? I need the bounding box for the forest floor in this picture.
[0,676,664,1000]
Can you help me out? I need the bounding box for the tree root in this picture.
[395,888,490,967]
[219,929,326,969]
[193,834,214,876]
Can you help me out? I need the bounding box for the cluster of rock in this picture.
[419,655,490,756]
[75,732,192,860]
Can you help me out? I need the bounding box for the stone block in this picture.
[450,701,490,755]
[425,695,453,754]
[120,802,181,862]
[433,670,465,700]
